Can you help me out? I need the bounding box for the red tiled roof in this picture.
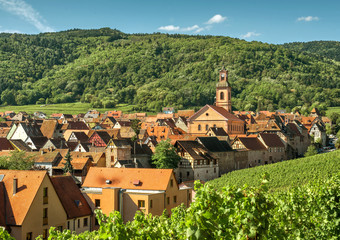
[0,138,14,151]
[51,176,92,219]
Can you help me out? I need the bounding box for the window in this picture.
[150,200,153,209]
[189,193,191,201]
[198,124,201,131]
[170,179,173,187]
[138,200,145,208]
[78,219,80,228]
[84,217,88,227]
[43,208,48,225]
[187,171,190,177]
[43,187,48,204]
[67,221,70,229]
[173,196,177,203]
[95,199,101,208]
[197,160,200,165]
[26,232,32,240]
[214,168,216,173]
[205,113,209,116]
[43,229,48,240]
[220,92,224,100]
[205,124,209,131]
[167,197,170,205]
[213,124,216,128]
[228,92,231,101]
[95,218,99,226]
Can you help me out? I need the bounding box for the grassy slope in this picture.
[0,102,155,115]
[208,150,340,191]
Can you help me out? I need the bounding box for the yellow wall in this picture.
[66,216,91,234]
[20,175,67,240]
[189,107,244,135]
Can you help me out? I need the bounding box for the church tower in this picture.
[215,67,232,112]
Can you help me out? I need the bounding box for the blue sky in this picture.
[0,0,339,44]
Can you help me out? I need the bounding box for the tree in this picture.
[151,140,180,169]
[304,145,318,157]
[63,151,73,174]
[0,151,34,170]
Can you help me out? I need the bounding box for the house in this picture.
[33,112,47,119]
[41,138,68,150]
[174,140,219,183]
[101,117,117,126]
[106,110,122,118]
[82,168,191,223]
[88,131,112,148]
[206,127,229,141]
[50,176,92,234]
[174,116,188,132]
[40,120,60,139]
[11,122,43,142]
[176,110,195,119]
[0,170,67,240]
[70,152,106,167]
[232,136,267,167]
[196,137,235,175]
[53,157,93,183]
[72,142,92,152]
[33,151,63,175]
[257,133,286,163]
[309,120,326,147]
[68,132,89,143]
[62,122,90,141]
[25,136,48,151]
[105,139,132,168]
[113,121,132,129]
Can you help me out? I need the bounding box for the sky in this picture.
[0,0,339,44]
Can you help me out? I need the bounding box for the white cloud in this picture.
[206,14,227,24]
[195,27,205,33]
[182,25,199,31]
[0,28,21,33]
[297,16,319,22]
[241,31,261,38]
[158,25,180,31]
[0,0,54,32]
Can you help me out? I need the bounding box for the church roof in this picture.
[188,105,243,122]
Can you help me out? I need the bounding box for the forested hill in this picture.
[0,28,339,113]
[283,41,340,62]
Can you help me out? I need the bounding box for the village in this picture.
[0,68,334,240]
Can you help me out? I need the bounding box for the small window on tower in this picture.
[220,92,224,100]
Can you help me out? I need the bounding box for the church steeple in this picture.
[215,67,232,112]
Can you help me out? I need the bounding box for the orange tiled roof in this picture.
[54,157,91,170]
[40,120,58,139]
[0,170,48,225]
[82,167,173,191]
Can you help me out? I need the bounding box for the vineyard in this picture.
[1,152,339,239]
[208,150,340,191]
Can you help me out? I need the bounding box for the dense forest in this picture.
[283,41,340,62]
[0,28,339,113]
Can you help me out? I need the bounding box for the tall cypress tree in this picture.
[63,150,73,174]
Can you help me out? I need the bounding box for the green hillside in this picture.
[208,150,340,191]
[283,41,340,61]
[0,28,339,113]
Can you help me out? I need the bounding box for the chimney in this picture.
[13,178,17,195]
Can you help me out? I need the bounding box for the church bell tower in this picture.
[215,67,232,112]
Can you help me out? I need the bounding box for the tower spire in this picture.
[215,68,232,112]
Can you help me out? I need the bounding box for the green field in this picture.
[326,106,340,116]
[0,102,151,116]
[208,150,340,191]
